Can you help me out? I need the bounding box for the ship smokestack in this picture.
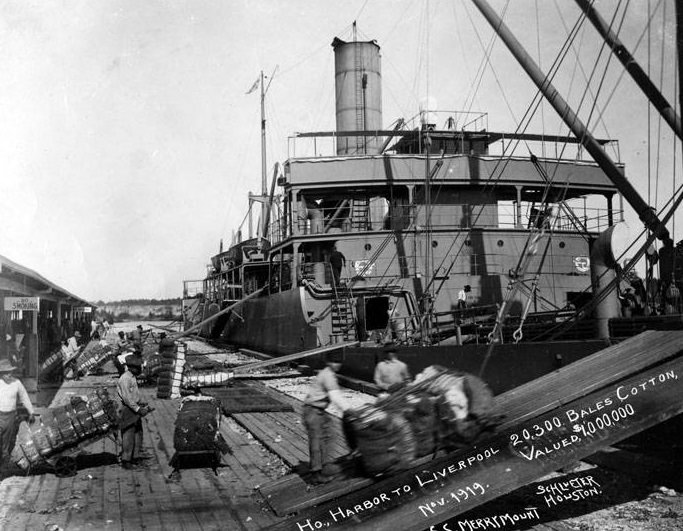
[332,36,382,156]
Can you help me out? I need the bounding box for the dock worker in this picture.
[373,343,411,392]
[63,331,83,378]
[116,354,151,470]
[457,284,471,309]
[0,359,36,466]
[113,331,131,376]
[130,325,144,353]
[303,350,348,484]
[329,244,346,286]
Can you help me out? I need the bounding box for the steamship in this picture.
[182,30,682,394]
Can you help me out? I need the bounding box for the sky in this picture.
[0,0,680,302]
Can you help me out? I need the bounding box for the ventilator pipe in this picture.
[590,223,629,339]
[300,195,324,234]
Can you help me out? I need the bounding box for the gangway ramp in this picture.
[267,330,683,530]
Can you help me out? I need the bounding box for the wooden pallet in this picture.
[203,382,294,413]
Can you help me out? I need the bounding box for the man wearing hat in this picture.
[302,350,348,484]
[373,343,411,392]
[0,359,36,465]
[116,353,151,469]
[62,330,83,379]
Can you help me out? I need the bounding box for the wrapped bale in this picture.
[173,396,228,454]
[182,370,233,388]
[75,343,114,375]
[415,366,498,450]
[158,336,177,357]
[39,349,64,381]
[344,405,415,477]
[11,388,119,470]
[399,393,438,457]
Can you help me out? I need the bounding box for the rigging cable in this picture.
[429,4,593,299]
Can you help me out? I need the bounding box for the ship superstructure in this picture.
[184,35,624,357]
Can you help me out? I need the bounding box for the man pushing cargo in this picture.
[303,350,348,484]
[0,359,35,467]
[116,354,153,469]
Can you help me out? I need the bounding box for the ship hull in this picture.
[211,288,608,394]
[220,288,317,355]
[339,340,609,395]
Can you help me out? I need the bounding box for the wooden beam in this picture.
[233,342,359,375]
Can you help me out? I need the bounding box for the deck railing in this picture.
[267,203,619,244]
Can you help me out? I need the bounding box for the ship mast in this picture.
[471,0,673,251]
[260,70,267,237]
[575,0,682,141]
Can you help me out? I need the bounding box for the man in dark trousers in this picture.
[303,350,348,484]
[329,244,346,286]
[0,359,36,467]
[116,354,151,469]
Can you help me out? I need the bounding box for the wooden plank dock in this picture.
[3,331,683,530]
[0,373,288,531]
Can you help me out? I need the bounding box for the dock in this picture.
[2,331,683,530]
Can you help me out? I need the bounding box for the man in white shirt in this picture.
[0,359,35,465]
[457,284,471,309]
[373,344,411,392]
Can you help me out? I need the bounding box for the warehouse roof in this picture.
[0,252,93,307]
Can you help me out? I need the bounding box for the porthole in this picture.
[559,241,566,249]
[497,240,504,247]
[465,240,472,247]
[432,240,438,248]
[364,243,372,251]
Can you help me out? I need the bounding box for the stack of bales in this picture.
[156,341,186,399]
[11,388,118,470]
[75,343,114,376]
[173,395,228,454]
[344,365,498,477]
[144,353,161,381]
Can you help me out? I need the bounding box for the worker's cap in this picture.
[0,359,16,373]
[383,342,397,353]
[125,354,143,368]
[325,350,344,364]
[159,332,166,339]
[74,331,81,337]
[137,325,143,330]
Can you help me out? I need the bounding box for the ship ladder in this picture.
[330,285,357,343]
[354,42,365,154]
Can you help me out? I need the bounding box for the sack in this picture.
[345,406,415,477]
